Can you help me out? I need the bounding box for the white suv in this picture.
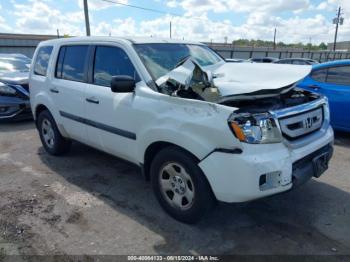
[30,37,334,223]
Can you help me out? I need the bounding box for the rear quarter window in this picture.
[311,68,327,82]
[326,66,350,86]
[34,46,53,76]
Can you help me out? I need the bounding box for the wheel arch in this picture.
[142,141,200,181]
[34,104,50,127]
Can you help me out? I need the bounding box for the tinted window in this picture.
[34,46,53,76]
[59,45,89,82]
[293,60,304,65]
[275,60,287,64]
[326,66,350,85]
[93,46,139,87]
[311,69,327,82]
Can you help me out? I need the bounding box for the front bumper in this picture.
[0,96,32,121]
[198,126,334,203]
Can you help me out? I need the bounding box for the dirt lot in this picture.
[0,121,350,258]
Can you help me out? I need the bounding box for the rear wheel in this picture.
[37,110,71,155]
[150,146,215,224]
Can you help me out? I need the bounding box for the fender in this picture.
[32,91,69,138]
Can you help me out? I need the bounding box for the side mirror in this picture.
[111,75,136,93]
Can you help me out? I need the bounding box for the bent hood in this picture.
[212,62,312,97]
[155,58,312,102]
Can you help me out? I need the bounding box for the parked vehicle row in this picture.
[227,57,319,65]
[29,37,333,223]
[273,58,319,65]
[0,54,32,121]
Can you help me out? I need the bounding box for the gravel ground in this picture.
[0,121,350,258]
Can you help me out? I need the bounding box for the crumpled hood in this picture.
[212,62,312,97]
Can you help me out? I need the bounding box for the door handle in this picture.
[86,97,100,104]
[50,88,59,93]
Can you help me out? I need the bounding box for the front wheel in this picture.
[150,146,215,224]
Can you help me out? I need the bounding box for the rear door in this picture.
[299,66,350,130]
[323,66,350,130]
[84,44,141,162]
[50,45,90,142]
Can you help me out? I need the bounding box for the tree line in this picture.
[231,39,328,50]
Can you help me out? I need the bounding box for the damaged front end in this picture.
[154,57,327,145]
[154,57,314,106]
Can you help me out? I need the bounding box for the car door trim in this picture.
[59,111,136,140]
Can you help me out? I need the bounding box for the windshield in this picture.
[133,43,223,80]
[0,58,31,73]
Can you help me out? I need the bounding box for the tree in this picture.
[319,42,327,50]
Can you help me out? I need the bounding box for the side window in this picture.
[56,45,89,82]
[311,69,327,82]
[326,66,350,85]
[34,46,53,76]
[93,46,140,87]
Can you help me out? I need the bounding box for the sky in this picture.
[0,0,349,44]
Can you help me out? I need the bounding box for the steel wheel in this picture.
[159,162,195,210]
[41,118,55,149]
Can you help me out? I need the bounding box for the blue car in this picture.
[298,60,350,132]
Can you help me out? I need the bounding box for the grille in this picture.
[279,107,323,140]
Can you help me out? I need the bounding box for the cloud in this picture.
[91,12,335,44]
[77,0,128,10]
[166,0,312,15]
[12,0,84,35]
[0,15,12,32]
[3,0,349,45]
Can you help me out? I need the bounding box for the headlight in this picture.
[0,83,16,95]
[228,113,282,144]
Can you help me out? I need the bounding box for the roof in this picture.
[39,36,203,46]
[313,59,350,69]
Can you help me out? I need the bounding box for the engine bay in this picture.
[222,88,320,113]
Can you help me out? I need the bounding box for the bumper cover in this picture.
[198,127,334,203]
[0,96,32,121]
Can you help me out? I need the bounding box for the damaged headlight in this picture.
[228,113,282,144]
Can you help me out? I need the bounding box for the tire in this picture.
[37,110,71,155]
[150,146,215,224]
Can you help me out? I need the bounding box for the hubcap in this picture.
[41,119,55,148]
[159,162,195,210]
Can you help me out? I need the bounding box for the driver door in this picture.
[84,45,141,162]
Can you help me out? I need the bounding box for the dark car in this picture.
[0,54,32,121]
[298,60,350,132]
[248,57,278,63]
[274,58,319,65]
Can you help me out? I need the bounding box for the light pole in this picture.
[83,0,91,36]
[333,6,344,51]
